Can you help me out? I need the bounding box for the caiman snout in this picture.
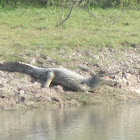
[97,76,117,86]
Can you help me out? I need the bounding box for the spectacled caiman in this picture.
[0,61,118,92]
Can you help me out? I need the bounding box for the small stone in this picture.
[0,95,6,99]
[19,96,26,102]
[19,90,25,95]
[51,96,60,102]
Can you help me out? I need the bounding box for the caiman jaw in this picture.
[102,76,117,84]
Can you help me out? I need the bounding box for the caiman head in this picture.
[86,72,118,91]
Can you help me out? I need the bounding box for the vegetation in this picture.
[0,7,139,63]
[0,0,139,8]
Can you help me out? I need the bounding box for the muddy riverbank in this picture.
[0,48,140,110]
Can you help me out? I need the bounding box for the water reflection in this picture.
[0,105,140,140]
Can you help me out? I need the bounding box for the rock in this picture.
[122,77,129,86]
[0,95,6,99]
[51,96,61,102]
[19,96,26,102]
[19,90,25,95]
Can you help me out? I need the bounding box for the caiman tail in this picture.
[0,61,40,75]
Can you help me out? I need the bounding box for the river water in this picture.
[0,105,140,140]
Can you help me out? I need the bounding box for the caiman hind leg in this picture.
[30,76,37,83]
[41,71,55,88]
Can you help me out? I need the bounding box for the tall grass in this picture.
[0,0,139,8]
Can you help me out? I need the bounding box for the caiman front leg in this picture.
[77,84,90,94]
[41,71,55,88]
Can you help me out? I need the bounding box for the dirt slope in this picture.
[0,47,140,110]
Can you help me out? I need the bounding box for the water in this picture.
[0,105,140,140]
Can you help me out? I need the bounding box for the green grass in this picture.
[0,7,139,63]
